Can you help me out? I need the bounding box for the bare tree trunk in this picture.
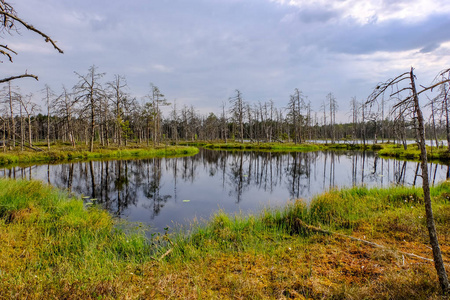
[19,102,23,151]
[147,121,150,147]
[28,115,32,147]
[100,124,104,147]
[46,86,51,151]
[431,101,439,148]
[411,68,449,294]
[8,83,15,150]
[445,89,450,151]
[2,121,5,152]
[361,103,366,147]
[90,102,95,152]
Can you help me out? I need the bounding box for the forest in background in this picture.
[1,65,450,152]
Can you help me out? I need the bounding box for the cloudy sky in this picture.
[4,0,450,121]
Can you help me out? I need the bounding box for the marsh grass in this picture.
[202,141,393,153]
[204,142,321,151]
[0,145,199,166]
[199,140,450,163]
[1,178,450,299]
[377,143,450,162]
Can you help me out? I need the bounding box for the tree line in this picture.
[1,65,450,151]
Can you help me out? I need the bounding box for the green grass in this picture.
[202,141,450,162]
[0,145,199,166]
[0,179,163,298]
[203,142,322,151]
[1,178,450,298]
[377,143,450,162]
[201,141,387,152]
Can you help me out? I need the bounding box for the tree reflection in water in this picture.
[1,149,449,231]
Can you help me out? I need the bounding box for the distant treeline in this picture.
[1,66,449,151]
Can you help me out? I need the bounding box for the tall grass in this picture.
[0,179,157,298]
[0,146,199,166]
[1,178,450,298]
[377,143,450,161]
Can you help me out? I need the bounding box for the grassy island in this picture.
[196,140,450,163]
[0,144,199,166]
[1,178,450,299]
[203,142,321,151]
[376,143,450,162]
[3,140,450,167]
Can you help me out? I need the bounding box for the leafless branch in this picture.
[0,48,12,61]
[390,87,411,97]
[0,10,63,54]
[0,44,16,62]
[0,44,16,54]
[417,79,450,96]
[367,72,410,105]
[0,73,38,83]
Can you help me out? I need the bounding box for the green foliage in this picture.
[2,178,450,298]
[120,119,133,140]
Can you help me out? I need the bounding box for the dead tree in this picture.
[42,85,56,150]
[74,66,105,152]
[19,93,39,148]
[287,89,305,144]
[349,97,358,143]
[107,75,129,146]
[229,90,245,143]
[367,67,450,295]
[327,93,338,143]
[147,84,169,146]
[431,73,450,151]
[221,101,228,143]
[0,1,62,83]
[427,96,440,148]
[53,86,77,148]
[1,82,20,149]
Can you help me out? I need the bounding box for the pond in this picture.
[1,149,449,232]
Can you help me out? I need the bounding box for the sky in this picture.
[3,0,450,122]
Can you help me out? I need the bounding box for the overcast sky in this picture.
[4,0,450,121]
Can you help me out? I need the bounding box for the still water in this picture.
[1,149,449,232]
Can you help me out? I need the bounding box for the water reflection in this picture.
[1,149,449,232]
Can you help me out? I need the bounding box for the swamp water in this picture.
[1,149,449,232]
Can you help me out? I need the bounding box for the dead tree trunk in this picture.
[368,67,450,295]
[410,69,449,294]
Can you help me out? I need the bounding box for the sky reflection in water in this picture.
[1,149,449,232]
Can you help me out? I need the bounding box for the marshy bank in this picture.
[0,145,199,166]
[2,148,449,233]
[1,178,449,299]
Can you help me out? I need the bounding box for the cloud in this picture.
[420,43,440,53]
[280,8,450,57]
[152,64,174,73]
[326,13,450,54]
[273,0,450,24]
[4,0,450,122]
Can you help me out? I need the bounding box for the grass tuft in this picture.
[1,178,450,298]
